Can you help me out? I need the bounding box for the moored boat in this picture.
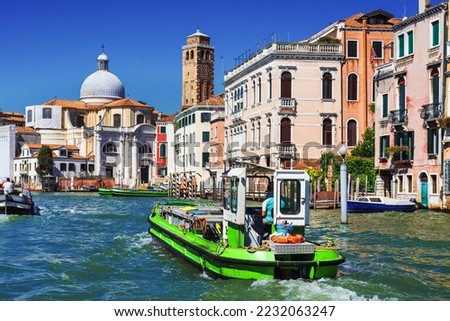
[98,188,112,196]
[110,188,168,197]
[148,167,345,280]
[0,190,40,215]
[347,196,417,212]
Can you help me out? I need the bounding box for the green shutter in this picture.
[382,94,388,117]
[407,31,413,54]
[398,34,405,57]
[432,21,439,46]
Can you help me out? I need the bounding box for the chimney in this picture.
[419,0,431,13]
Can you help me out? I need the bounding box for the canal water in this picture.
[0,192,448,301]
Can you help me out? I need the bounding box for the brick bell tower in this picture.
[181,29,214,110]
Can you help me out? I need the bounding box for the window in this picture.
[136,114,144,124]
[372,41,383,59]
[60,163,67,171]
[103,142,117,154]
[160,143,167,158]
[322,118,332,146]
[407,175,413,193]
[27,110,33,122]
[68,163,76,172]
[322,72,332,99]
[160,126,166,134]
[280,118,291,144]
[42,108,52,119]
[59,149,67,157]
[382,93,389,118]
[431,174,438,194]
[398,77,406,116]
[139,144,152,155]
[257,77,262,103]
[347,120,357,147]
[427,127,439,155]
[398,175,404,193]
[431,20,439,47]
[281,71,292,98]
[268,73,272,100]
[393,131,414,161]
[347,40,358,58]
[201,112,211,122]
[347,74,358,101]
[202,131,210,142]
[431,68,439,107]
[398,31,413,58]
[379,135,390,158]
[398,34,405,58]
[202,152,209,168]
[407,31,414,55]
[113,114,121,127]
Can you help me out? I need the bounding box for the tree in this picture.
[36,145,54,179]
[351,126,375,158]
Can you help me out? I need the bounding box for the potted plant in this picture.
[438,116,450,128]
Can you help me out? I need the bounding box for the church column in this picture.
[95,127,102,176]
[132,137,138,187]
[119,132,125,186]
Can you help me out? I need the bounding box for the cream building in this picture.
[22,51,157,187]
[223,42,344,169]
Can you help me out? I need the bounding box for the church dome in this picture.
[80,50,125,104]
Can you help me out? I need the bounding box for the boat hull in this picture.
[111,189,168,197]
[148,203,344,280]
[347,200,416,212]
[0,194,39,215]
[98,188,112,196]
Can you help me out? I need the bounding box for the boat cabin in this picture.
[222,167,310,247]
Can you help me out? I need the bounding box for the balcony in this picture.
[279,98,297,114]
[389,109,407,130]
[420,103,441,126]
[277,143,296,158]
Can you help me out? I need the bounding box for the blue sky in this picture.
[0,0,436,116]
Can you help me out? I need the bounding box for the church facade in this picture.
[19,51,157,188]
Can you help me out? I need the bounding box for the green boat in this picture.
[148,167,345,280]
[98,188,112,196]
[111,188,168,197]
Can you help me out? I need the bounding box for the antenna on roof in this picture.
[402,0,407,20]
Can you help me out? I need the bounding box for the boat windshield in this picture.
[279,179,300,214]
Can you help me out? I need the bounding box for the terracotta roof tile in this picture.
[15,127,37,134]
[42,99,87,109]
[198,95,224,106]
[104,98,152,108]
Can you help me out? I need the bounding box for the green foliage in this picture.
[345,156,377,191]
[351,126,375,158]
[36,145,54,179]
[319,151,335,172]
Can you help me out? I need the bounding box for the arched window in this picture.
[268,73,272,100]
[139,143,152,155]
[136,114,144,124]
[185,51,189,60]
[398,76,406,117]
[431,68,439,106]
[190,50,194,59]
[322,118,332,146]
[280,118,291,144]
[27,109,33,122]
[42,107,52,119]
[347,74,358,101]
[160,143,167,158]
[113,114,121,127]
[347,119,357,147]
[322,72,332,99]
[281,71,292,98]
[257,77,262,103]
[102,142,117,154]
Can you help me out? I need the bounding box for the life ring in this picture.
[270,234,288,243]
[287,233,305,244]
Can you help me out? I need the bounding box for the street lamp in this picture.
[339,144,348,224]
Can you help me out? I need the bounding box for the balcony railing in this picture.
[389,109,407,125]
[277,143,296,157]
[420,103,441,121]
[279,98,297,113]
